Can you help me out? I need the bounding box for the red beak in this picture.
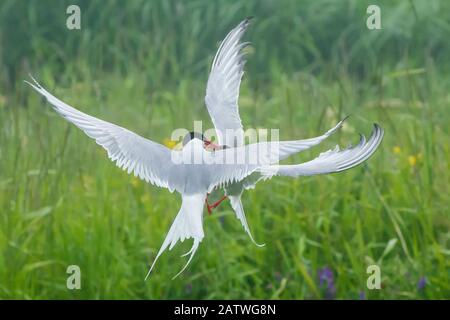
[204,140,221,150]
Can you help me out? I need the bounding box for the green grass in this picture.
[0,0,449,299]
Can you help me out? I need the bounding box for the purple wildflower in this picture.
[317,267,336,299]
[274,271,282,283]
[219,215,225,226]
[358,291,366,300]
[417,276,427,291]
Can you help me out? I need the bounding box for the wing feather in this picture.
[205,18,252,147]
[26,76,177,191]
[204,123,383,190]
[263,124,384,177]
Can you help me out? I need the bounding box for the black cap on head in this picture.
[183,131,206,146]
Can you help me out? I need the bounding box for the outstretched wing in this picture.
[205,18,252,147]
[202,118,347,188]
[263,124,384,177]
[202,123,383,190]
[26,76,177,191]
[224,117,347,192]
[272,116,348,161]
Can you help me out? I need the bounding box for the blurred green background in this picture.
[0,0,449,299]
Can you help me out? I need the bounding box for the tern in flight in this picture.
[26,18,383,279]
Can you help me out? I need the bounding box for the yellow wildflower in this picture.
[163,138,178,149]
[131,176,140,187]
[408,155,417,167]
[81,174,94,191]
[140,193,151,204]
[392,146,401,154]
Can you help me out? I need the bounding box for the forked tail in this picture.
[145,193,206,280]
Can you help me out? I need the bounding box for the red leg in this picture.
[205,194,212,215]
[210,195,228,209]
[205,194,228,214]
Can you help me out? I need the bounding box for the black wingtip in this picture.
[373,123,382,133]
[336,115,350,128]
[373,123,384,138]
[243,16,254,26]
[359,133,365,140]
